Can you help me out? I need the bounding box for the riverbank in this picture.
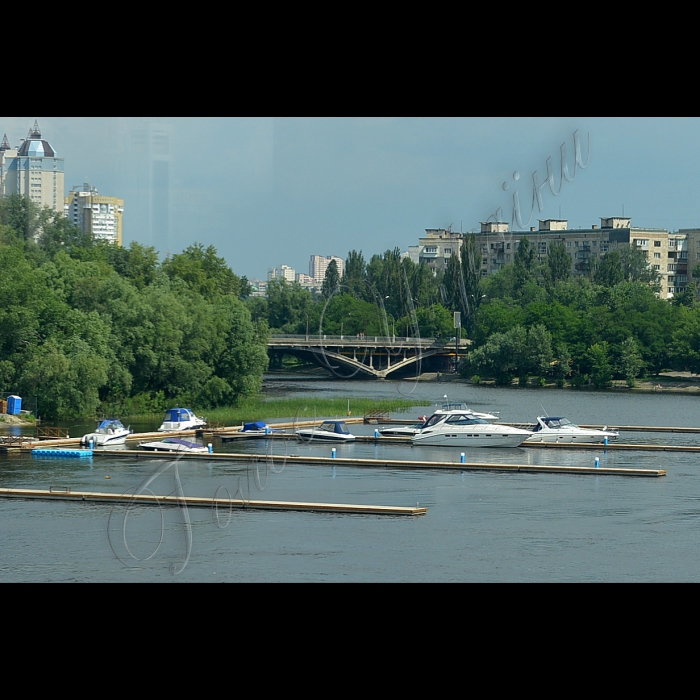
[0,413,35,426]
[412,372,700,394]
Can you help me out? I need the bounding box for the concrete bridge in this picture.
[267,334,468,379]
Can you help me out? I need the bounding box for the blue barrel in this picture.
[7,395,21,415]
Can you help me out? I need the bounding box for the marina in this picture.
[3,380,700,581]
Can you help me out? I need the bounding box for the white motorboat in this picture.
[158,408,207,432]
[524,416,619,444]
[138,438,209,453]
[81,419,132,447]
[296,420,356,442]
[411,409,531,447]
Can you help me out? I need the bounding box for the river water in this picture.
[2,376,700,581]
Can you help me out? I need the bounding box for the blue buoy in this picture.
[604,437,608,446]
[595,457,600,469]
[374,429,379,439]
[208,443,213,453]
[331,447,337,458]
[460,453,466,464]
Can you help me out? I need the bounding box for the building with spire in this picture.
[65,182,124,245]
[0,120,65,212]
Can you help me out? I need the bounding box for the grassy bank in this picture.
[126,396,430,425]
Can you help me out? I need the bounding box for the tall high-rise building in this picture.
[309,255,344,284]
[128,118,171,247]
[0,121,64,212]
[65,183,124,245]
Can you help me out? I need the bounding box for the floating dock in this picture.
[94,449,666,477]
[31,448,93,458]
[0,486,426,516]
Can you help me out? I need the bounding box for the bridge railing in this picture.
[268,334,444,344]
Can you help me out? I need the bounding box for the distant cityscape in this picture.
[2,120,698,303]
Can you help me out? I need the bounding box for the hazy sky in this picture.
[3,117,699,280]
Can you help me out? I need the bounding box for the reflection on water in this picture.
[2,378,700,581]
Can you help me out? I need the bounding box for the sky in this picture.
[3,117,700,280]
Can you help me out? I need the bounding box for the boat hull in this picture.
[138,441,208,453]
[81,432,130,446]
[525,432,618,444]
[412,429,530,448]
[295,431,355,442]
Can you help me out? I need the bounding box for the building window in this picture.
[601,243,609,252]
[634,239,649,247]
[592,241,597,247]
[566,241,571,247]
[654,265,661,270]
[654,240,661,247]
[669,239,677,248]
[654,253,661,258]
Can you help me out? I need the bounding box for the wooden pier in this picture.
[94,449,666,477]
[0,486,426,516]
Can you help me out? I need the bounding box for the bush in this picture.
[471,375,481,384]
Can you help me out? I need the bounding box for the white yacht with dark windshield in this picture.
[524,416,619,444]
[411,409,531,448]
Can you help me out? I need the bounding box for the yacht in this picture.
[81,419,132,447]
[296,420,356,442]
[157,408,207,432]
[524,416,619,444]
[411,409,531,447]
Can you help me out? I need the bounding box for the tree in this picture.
[342,250,366,297]
[162,243,241,300]
[544,241,572,291]
[593,251,625,287]
[616,337,643,387]
[587,342,613,388]
[513,236,537,294]
[321,259,341,299]
[619,246,659,284]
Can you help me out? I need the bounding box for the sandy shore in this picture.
[0,413,35,426]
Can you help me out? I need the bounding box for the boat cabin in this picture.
[534,417,576,431]
[318,421,352,434]
[95,419,126,434]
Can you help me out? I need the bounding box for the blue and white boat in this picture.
[81,419,132,446]
[158,408,207,432]
[296,420,356,442]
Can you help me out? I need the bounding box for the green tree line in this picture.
[0,196,268,419]
[258,232,700,389]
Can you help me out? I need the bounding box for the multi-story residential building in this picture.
[296,272,316,288]
[309,255,344,284]
[64,183,124,245]
[0,121,65,213]
[413,217,700,300]
[475,217,682,298]
[267,264,296,282]
[416,228,465,273]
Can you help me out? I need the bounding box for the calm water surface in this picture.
[2,377,700,581]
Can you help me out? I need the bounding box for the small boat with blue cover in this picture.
[295,420,356,442]
[81,419,132,446]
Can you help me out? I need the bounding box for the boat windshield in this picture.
[319,421,349,434]
[97,419,124,432]
[423,414,447,428]
[542,417,576,429]
[445,414,489,425]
